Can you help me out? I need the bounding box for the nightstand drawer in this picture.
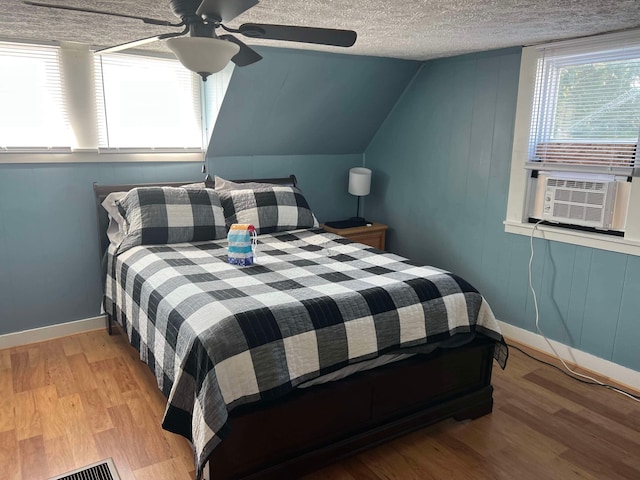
[321,222,388,250]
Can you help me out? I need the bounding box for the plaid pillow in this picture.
[219,186,319,235]
[116,186,226,253]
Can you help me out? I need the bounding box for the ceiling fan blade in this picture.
[197,0,259,23]
[22,1,183,27]
[95,31,187,55]
[219,35,262,67]
[238,23,357,47]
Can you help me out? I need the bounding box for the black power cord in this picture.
[507,342,640,401]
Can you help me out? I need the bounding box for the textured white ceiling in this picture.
[1,0,639,61]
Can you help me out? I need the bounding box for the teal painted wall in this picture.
[208,47,420,156]
[365,47,640,371]
[0,161,201,335]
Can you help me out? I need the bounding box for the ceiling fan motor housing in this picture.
[169,0,203,19]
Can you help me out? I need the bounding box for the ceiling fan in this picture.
[23,0,357,80]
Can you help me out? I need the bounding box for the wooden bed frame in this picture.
[93,176,497,480]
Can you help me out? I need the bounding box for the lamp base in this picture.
[324,217,369,229]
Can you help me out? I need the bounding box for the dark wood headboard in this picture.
[93,175,298,260]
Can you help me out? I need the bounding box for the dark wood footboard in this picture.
[207,337,495,479]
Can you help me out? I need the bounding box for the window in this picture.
[506,30,640,256]
[0,40,232,163]
[95,52,202,150]
[0,41,72,150]
[528,41,638,174]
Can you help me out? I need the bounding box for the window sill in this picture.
[0,150,203,164]
[504,220,640,257]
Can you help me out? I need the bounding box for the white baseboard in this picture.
[498,320,640,392]
[0,315,106,350]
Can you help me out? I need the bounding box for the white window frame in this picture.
[505,31,640,257]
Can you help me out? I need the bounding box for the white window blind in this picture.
[95,53,202,150]
[528,36,640,175]
[0,42,72,150]
[202,62,234,140]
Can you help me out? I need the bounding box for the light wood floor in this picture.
[1,329,639,480]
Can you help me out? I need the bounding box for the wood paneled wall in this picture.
[365,47,640,372]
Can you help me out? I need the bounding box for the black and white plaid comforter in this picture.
[104,228,506,478]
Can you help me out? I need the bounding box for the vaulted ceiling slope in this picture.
[208,47,420,156]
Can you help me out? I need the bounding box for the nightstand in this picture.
[321,222,388,250]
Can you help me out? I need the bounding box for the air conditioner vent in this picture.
[547,178,605,191]
[543,176,616,229]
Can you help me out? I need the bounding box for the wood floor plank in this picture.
[0,430,21,480]
[524,370,640,429]
[0,367,13,398]
[0,395,15,434]
[13,390,42,440]
[106,403,171,470]
[79,388,115,434]
[391,428,496,480]
[27,346,47,390]
[93,427,137,480]
[526,363,639,412]
[18,436,48,480]
[500,400,640,479]
[487,444,598,480]
[340,457,385,480]
[584,407,640,447]
[492,368,568,414]
[493,366,584,413]
[0,348,11,371]
[43,434,77,479]
[133,457,193,480]
[89,358,127,407]
[78,331,120,364]
[42,340,78,398]
[451,402,567,459]
[560,447,640,480]
[355,441,433,480]
[61,335,83,357]
[553,408,640,461]
[10,350,33,394]
[33,384,67,440]
[58,393,102,468]
[66,353,99,392]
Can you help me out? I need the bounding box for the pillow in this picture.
[182,181,208,189]
[219,185,319,235]
[102,192,128,246]
[116,186,226,253]
[214,175,279,191]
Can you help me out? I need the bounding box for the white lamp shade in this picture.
[166,37,240,77]
[348,167,372,196]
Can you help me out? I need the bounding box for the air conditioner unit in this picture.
[542,176,617,229]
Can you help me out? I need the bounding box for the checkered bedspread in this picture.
[104,228,506,478]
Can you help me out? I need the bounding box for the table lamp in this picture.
[325,167,372,229]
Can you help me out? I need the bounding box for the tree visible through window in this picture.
[531,51,640,168]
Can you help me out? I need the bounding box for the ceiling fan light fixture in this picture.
[166,36,240,81]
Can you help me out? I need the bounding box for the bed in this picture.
[93,176,507,480]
